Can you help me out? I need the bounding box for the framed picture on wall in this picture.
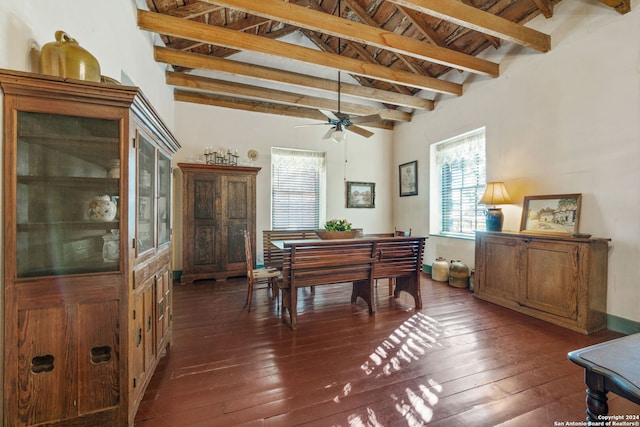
[399,160,418,196]
[520,194,582,235]
[346,181,375,208]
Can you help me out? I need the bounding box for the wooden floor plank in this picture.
[135,275,637,426]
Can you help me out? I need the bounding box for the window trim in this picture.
[430,127,487,237]
[271,147,326,230]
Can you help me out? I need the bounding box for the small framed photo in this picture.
[346,181,375,208]
[520,194,582,235]
[399,160,418,197]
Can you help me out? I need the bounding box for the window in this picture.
[430,128,486,236]
[271,147,326,229]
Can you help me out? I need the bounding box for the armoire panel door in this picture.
[191,177,221,269]
[224,176,253,268]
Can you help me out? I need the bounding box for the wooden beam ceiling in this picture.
[203,0,500,76]
[383,0,551,52]
[174,89,395,130]
[166,71,413,122]
[154,47,435,111]
[138,0,629,127]
[138,9,463,95]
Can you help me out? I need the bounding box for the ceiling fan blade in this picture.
[322,126,336,139]
[347,125,375,138]
[319,109,339,121]
[348,114,381,124]
[294,123,331,127]
[335,111,349,121]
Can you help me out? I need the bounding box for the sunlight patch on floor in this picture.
[360,312,444,379]
[334,312,446,426]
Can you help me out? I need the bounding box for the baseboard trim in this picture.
[607,314,640,335]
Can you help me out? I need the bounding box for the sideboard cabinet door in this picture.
[518,239,580,320]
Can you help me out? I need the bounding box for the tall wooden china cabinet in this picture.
[0,69,180,426]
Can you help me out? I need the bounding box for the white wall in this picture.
[173,103,394,266]
[394,1,640,324]
[0,0,175,126]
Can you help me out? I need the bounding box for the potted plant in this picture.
[317,219,357,239]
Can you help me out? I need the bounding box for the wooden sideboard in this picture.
[474,231,610,334]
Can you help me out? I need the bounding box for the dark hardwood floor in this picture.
[135,274,638,426]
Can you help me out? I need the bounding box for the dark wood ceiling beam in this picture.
[138,10,462,95]
[300,29,414,96]
[384,0,551,52]
[154,47,435,110]
[166,71,413,122]
[394,6,447,48]
[597,0,631,14]
[341,0,428,77]
[174,89,395,130]
[531,0,554,18]
[224,15,272,32]
[164,1,223,19]
[457,0,504,47]
[201,0,499,76]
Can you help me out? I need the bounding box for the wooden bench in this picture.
[262,228,364,269]
[373,237,425,309]
[274,236,426,329]
[263,229,320,270]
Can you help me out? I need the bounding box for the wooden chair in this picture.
[394,227,412,237]
[244,230,282,312]
[381,228,412,295]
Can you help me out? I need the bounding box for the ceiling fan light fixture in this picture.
[331,129,347,143]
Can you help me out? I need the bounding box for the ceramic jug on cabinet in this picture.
[39,31,101,82]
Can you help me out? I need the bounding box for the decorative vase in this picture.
[102,230,119,263]
[448,260,470,288]
[107,159,120,178]
[316,230,358,240]
[431,257,449,282]
[88,195,117,221]
[39,31,101,82]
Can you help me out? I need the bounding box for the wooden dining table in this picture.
[271,236,426,329]
[568,333,640,421]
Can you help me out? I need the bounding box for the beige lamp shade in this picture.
[480,182,512,205]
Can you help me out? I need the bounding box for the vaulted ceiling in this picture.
[138,0,630,132]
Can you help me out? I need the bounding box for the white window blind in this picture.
[435,128,486,235]
[271,147,325,229]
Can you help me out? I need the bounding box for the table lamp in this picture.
[480,182,512,232]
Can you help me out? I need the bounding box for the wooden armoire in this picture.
[178,163,261,284]
[1,69,180,426]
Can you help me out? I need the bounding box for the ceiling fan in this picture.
[297,69,380,142]
[296,0,379,143]
[316,108,378,142]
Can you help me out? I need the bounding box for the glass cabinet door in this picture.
[157,150,172,247]
[136,132,156,255]
[16,111,120,277]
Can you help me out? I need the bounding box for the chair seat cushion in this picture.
[253,268,281,279]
